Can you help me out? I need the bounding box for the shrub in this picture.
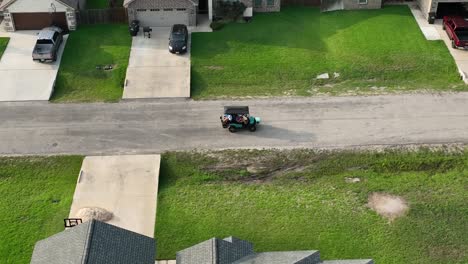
[215,0,246,21]
[210,21,225,31]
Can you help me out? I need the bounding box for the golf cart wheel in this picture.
[222,124,228,128]
[228,126,236,133]
[249,125,257,132]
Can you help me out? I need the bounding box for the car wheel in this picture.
[452,40,456,49]
[443,24,446,30]
[249,125,257,132]
[228,126,236,133]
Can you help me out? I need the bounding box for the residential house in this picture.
[123,0,281,27]
[177,236,375,264]
[30,220,156,264]
[0,0,84,32]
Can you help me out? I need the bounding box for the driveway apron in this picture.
[123,27,190,98]
[69,155,160,238]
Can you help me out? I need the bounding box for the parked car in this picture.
[443,16,468,49]
[32,26,63,62]
[168,24,188,54]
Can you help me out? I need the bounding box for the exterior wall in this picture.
[342,0,382,10]
[253,0,281,12]
[127,0,196,26]
[417,0,433,19]
[176,239,216,264]
[2,0,77,32]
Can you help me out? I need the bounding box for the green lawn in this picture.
[0,156,83,263]
[52,24,131,102]
[87,0,124,9]
[155,150,468,263]
[191,6,466,98]
[0,37,9,60]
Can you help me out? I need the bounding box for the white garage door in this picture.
[136,9,189,27]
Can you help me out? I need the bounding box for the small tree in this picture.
[215,0,246,21]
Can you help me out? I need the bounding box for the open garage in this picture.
[436,2,468,18]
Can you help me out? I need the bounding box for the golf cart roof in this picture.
[224,106,249,115]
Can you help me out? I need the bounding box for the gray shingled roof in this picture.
[233,251,320,264]
[123,0,199,8]
[30,220,156,264]
[177,236,375,264]
[0,0,78,10]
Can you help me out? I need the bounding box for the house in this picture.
[177,236,374,264]
[320,0,382,12]
[0,0,84,32]
[30,220,156,264]
[415,0,468,23]
[123,0,281,27]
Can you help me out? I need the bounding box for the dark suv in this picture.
[169,24,188,54]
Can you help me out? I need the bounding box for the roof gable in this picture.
[30,220,156,264]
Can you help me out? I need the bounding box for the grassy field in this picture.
[155,149,468,263]
[191,6,465,98]
[0,156,83,263]
[0,37,9,60]
[52,24,131,102]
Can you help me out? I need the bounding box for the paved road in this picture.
[1,93,468,155]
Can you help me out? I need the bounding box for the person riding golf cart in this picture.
[220,106,261,133]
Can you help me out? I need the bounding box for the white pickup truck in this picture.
[32,26,63,63]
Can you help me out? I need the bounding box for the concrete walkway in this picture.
[0,28,67,101]
[123,28,190,99]
[69,155,160,237]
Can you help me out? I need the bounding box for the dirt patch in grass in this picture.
[368,193,409,221]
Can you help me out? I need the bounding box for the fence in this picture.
[282,0,321,6]
[77,8,128,24]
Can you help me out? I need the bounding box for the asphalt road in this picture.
[1,93,468,155]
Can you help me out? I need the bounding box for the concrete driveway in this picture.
[69,155,160,238]
[0,29,67,101]
[123,28,190,99]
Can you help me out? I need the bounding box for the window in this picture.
[254,0,262,8]
[176,8,186,11]
[150,9,160,11]
[163,8,173,11]
[358,0,367,4]
[52,32,59,42]
[267,0,275,6]
[136,9,147,11]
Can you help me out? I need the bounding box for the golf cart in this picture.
[220,106,261,133]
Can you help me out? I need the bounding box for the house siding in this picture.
[2,0,77,31]
[253,0,281,12]
[342,0,382,10]
[126,0,196,26]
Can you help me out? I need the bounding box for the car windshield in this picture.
[37,39,53,44]
[172,33,185,41]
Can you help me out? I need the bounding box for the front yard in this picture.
[0,37,9,60]
[52,24,131,102]
[0,156,83,263]
[191,6,465,98]
[155,149,468,263]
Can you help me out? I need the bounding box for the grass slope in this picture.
[0,37,10,60]
[191,6,465,98]
[0,156,83,263]
[52,24,131,102]
[155,150,468,263]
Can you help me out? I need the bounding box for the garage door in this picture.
[12,12,68,30]
[136,9,189,27]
